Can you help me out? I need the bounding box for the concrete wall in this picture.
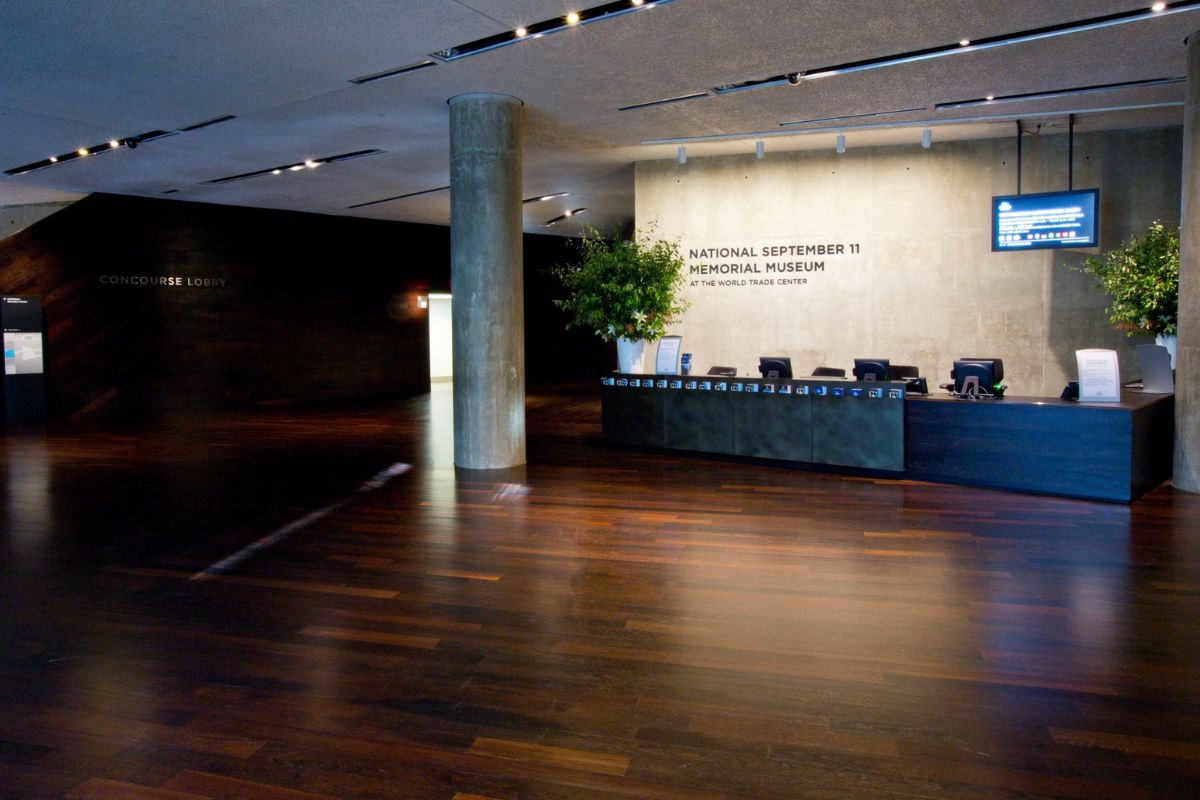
[635,128,1182,395]
[1,202,75,243]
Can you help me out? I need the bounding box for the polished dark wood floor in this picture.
[2,384,1200,799]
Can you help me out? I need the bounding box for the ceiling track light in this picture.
[709,0,1200,96]
[178,114,237,132]
[347,185,450,209]
[780,106,925,128]
[203,149,384,185]
[935,75,1185,110]
[349,60,437,85]
[756,139,765,159]
[545,208,588,226]
[836,134,846,154]
[430,0,676,62]
[618,92,710,112]
[922,128,932,148]
[678,145,687,164]
[642,100,1183,148]
[523,191,570,203]
[4,129,175,177]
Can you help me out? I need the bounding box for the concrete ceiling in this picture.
[0,1,1196,235]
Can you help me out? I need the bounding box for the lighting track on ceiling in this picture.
[711,1,1200,96]
[780,107,926,128]
[349,60,437,85]
[347,185,450,209]
[523,191,570,203]
[4,130,176,177]
[546,208,587,226]
[178,115,237,132]
[619,92,710,112]
[431,0,674,62]
[204,149,384,185]
[642,101,1184,147]
[3,113,238,178]
[936,76,1185,110]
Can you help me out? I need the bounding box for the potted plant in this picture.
[1070,220,1180,366]
[552,227,689,373]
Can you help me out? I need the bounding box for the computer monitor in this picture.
[852,359,890,381]
[758,357,792,379]
[952,358,1005,396]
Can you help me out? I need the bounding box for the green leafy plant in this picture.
[1070,221,1180,336]
[552,227,689,343]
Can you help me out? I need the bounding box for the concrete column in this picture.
[1177,33,1200,492]
[448,93,525,469]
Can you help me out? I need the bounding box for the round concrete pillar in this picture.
[448,93,526,469]
[1176,34,1200,492]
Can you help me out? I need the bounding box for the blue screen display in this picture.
[992,189,1099,251]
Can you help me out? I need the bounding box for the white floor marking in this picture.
[188,462,411,582]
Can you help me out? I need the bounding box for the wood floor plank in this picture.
[161,769,342,799]
[64,778,210,800]
[467,737,631,776]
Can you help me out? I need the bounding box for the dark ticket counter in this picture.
[905,392,1174,502]
[600,374,1174,503]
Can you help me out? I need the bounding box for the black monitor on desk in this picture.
[853,359,890,381]
[952,358,1004,397]
[758,357,792,379]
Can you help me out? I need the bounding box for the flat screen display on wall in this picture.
[992,188,1099,252]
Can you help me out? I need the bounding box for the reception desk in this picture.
[905,392,1174,502]
[601,375,1174,503]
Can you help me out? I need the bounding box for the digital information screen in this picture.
[992,189,1099,252]
[4,332,44,375]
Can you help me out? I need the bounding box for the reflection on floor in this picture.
[2,383,1199,799]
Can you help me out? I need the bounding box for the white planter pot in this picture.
[616,337,647,374]
[1156,333,1177,369]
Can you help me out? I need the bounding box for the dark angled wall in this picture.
[0,193,609,424]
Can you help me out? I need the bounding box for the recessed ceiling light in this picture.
[48,156,57,163]
[108,139,120,149]
[289,165,305,171]
[959,39,970,46]
[77,148,89,157]
[304,159,318,168]
[566,11,581,24]
[515,26,527,37]
[272,169,282,175]
[986,95,995,101]
[1152,2,1167,11]
[632,0,644,5]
